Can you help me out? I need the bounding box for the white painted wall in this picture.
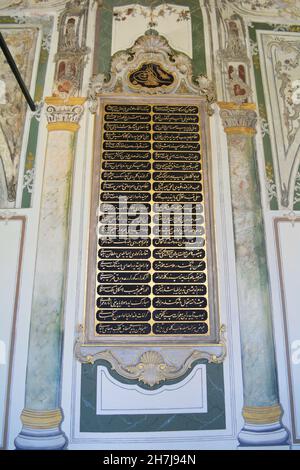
[1,1,299,450]
[0,218,23,448]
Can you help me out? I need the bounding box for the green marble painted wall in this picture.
[80,360,225,432]
[94,0,206,76]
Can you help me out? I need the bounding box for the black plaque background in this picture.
[96,103,210,336]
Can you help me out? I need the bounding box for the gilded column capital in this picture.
[218,102,257,136]
[45,97,86,132]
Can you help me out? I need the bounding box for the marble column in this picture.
[15,97,85,450]
[219,103,289,446]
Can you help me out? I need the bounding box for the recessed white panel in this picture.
[96,364,207,415]
[277,220,300,441]
[0,219,23,446]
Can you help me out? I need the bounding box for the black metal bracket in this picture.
[0,31,36,111]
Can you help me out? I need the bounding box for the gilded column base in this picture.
[238,405,289,446]
[14,408,68,450]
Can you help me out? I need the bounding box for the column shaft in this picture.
[15,97,85,450]
[219,103,289,446]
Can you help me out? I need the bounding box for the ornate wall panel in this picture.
[0,27,37,207]
[249,23,300,210]
[0,0,295,450]
[72,18,228,439]
[91,100,216,341]
[53,0,90,98]
[93,0,206,78]
[225,0,300,19]
[79,359,225,434]
[0,15,53,208]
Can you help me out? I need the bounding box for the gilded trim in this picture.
[242,404,282,424]
[224,126,256,136]
[20,409,63,429]
[218,102,256,111]
[45,97,86,106]
[47,122,80,132]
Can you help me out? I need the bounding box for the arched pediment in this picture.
[88,29,216,115]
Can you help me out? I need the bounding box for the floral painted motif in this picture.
[113,4,190,28]
[23,168,35,194]
[226,0,300,18]
[273,40,300,146]
[293,168,300,207]
[249,23,300,210]
[265,163,278,203]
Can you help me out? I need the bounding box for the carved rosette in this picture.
[88,30,216,115]
[45,97,85,132]
[219,103,257,135]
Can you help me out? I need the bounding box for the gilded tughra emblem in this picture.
[129,63,174,88]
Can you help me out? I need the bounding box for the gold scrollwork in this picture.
[128,62,174,90]
[74,324,226,386]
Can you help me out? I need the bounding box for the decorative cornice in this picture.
[88,30,216,115]
[242,404,283,425]
[219,102,257,134]
[75,325,226,387]
[45,96,85,132]
[20,409,63,430]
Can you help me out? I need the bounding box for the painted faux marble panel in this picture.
[0,15,53,209]
[265,33,300,210]
[249,24,300,210]
[0,28,37,208]
[80,359,225,432]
